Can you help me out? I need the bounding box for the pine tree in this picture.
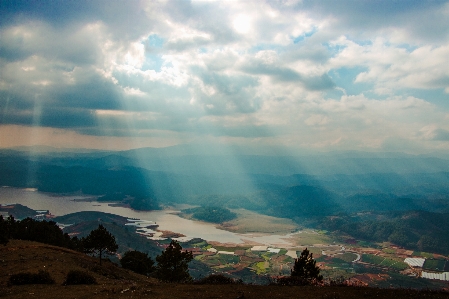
[155,240,193,282]
[83,224,118,265]
[291,248,323,283]
[120,250,155,275]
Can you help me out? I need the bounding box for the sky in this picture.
[0,0,448,154]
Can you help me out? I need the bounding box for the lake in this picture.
[0,187,300,247]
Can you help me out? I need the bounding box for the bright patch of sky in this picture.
[0,0,448,153]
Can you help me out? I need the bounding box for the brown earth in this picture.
[1,240,449,299]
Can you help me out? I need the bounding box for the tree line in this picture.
[0,215,80,248]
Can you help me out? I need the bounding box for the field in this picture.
[362,254,408,270]
[413,251,435,258]
[219,209,298,234]
[337,253,358,263]
[287,230,335,247]
[424,259,448,271]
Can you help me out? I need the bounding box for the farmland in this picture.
[361,254,408,270]
[424,259,448,272]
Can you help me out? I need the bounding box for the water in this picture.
[0,187,298,246]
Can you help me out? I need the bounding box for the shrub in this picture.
[194,274,243,285]
[9,270,55,285]
[273,276,311,286]
[327,276,348,287]
[120,250,155,275]
[64,270,97,285]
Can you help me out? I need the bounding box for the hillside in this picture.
[1,240,449,298]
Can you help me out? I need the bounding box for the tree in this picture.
[83,224,118,265]
[155,240,193,282]
[120,250,155,275]
[291,248,323,284]
[0,216,9,245]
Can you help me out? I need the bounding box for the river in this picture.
[0,187,299,247]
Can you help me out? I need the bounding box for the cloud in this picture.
[296,0,449,43]
[190,69,261,114]
[0,0,448,153]
[239,52,335,90]
[418,126,449,141]
[433,129,449,141]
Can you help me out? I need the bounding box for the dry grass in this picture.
[286,230,335,246]
[1,240,448,299]
[219,209,298,234]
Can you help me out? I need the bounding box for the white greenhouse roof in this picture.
[251,246,268,251]
[421,272,449,281]
[404,258,425,267]
[268,248,281,253]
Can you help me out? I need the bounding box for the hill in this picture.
[1,240,449,298]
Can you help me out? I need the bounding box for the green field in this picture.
[382,248,396,254]
[216,254,240,264]
[336,253,357,263]
[362,254,385,265]
[362,254,408,270]
[423,259,447,271]
[327,257,353,269]
[412,251,434,258]
[254,261,269,274]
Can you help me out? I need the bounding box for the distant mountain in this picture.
[6,145,107,154]
[1,147,449,218]
[258,185,341,218]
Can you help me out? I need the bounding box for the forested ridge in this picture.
[320,211,449,254]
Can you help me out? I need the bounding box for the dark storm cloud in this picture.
[1,106,97,128]
[50,75,124,111]
[0,70,124,129]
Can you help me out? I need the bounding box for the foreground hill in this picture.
[1,240,448,299]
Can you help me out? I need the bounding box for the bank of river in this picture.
[0,187,303,247]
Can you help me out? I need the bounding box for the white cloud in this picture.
[1,0,449,152]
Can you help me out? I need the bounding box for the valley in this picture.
[1,148,449,289]
[1,192,449,289]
